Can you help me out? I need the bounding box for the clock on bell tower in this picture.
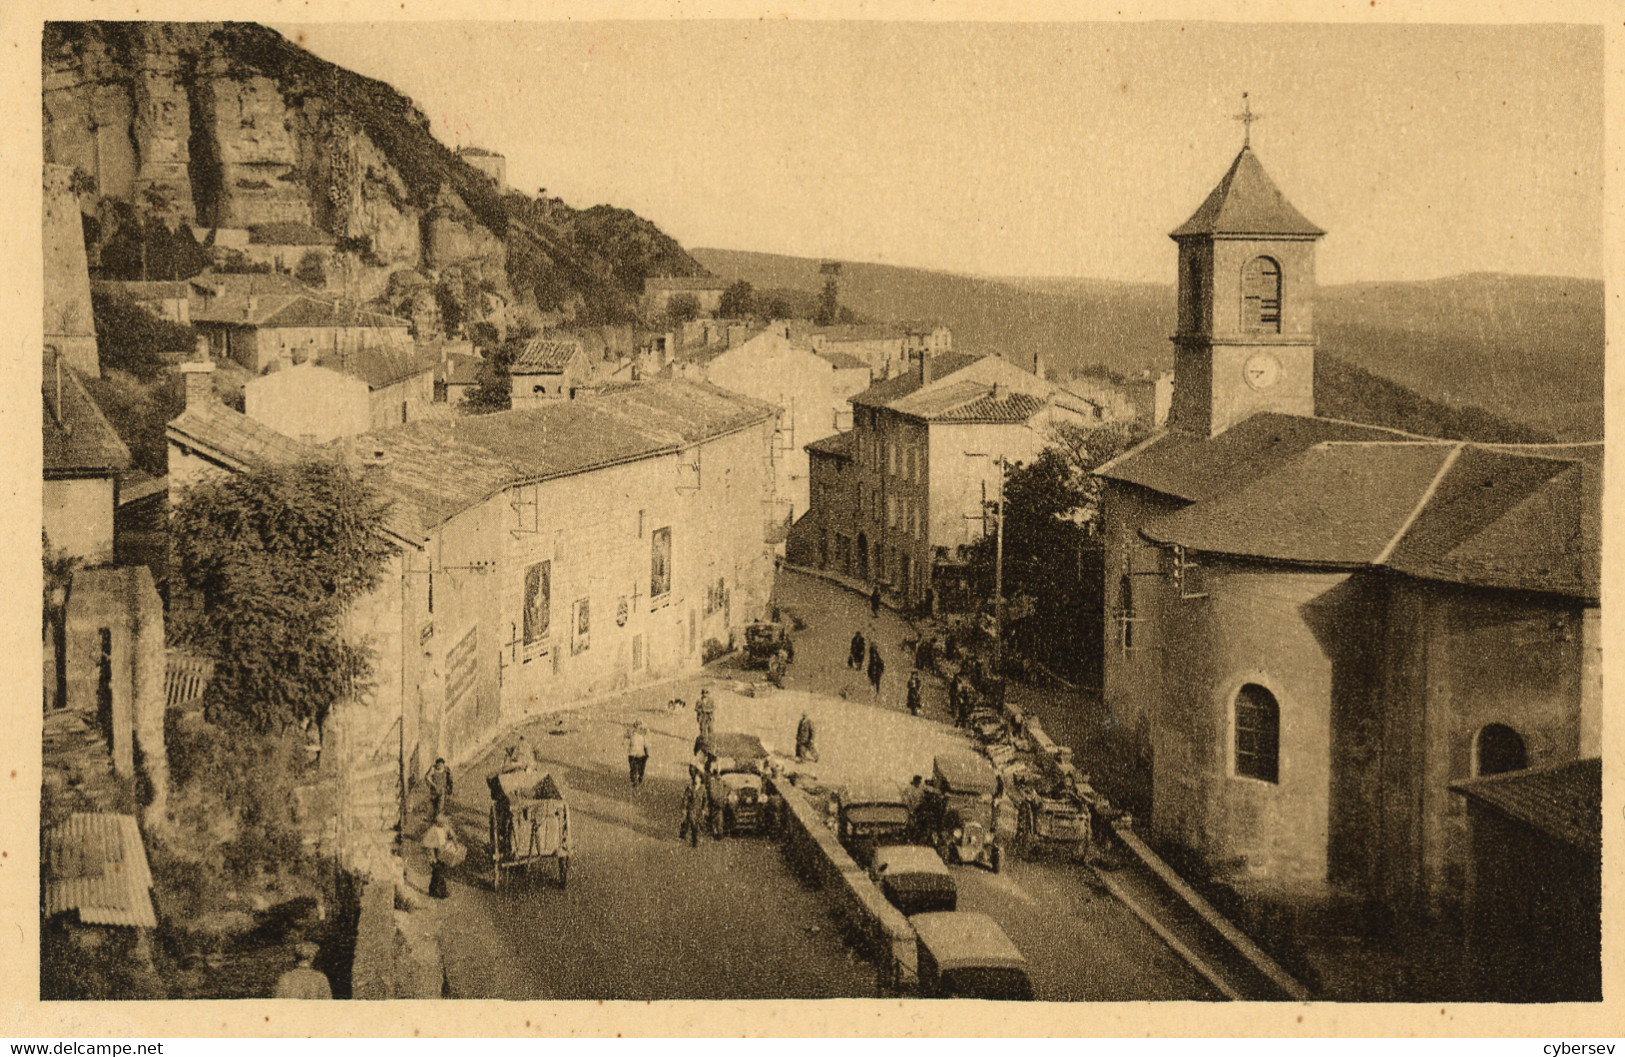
[1167,135,1324,438]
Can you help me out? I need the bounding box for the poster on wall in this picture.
[523,560,551,646]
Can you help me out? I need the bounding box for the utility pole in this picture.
[965,452,1007,673]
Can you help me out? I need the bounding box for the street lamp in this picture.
[964,452,1007,674]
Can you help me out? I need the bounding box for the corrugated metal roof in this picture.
[44,813,157,928]
[1451,758,1600,853]
[43,360,132,476]
[1170,147,1324,239]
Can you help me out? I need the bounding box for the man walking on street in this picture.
[849,630,866,670]
[625,720,650,786]
[695,688,715,741]
[425,758,453,819]
[867,643,885,697]
[679,771,708,847]
[870,585,882,618]
[906,670,922,716]
[795,712,817,762]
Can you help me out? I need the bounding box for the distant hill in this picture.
[691,249,1602,441]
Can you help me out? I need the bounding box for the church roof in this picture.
[1136,433,1600,599]
[1451,758,1601,854]
[1096,413,1419,504]
[1170,147,1324,239]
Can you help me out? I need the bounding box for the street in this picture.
[429,567,1213,1000]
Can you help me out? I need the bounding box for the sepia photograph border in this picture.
[3,0,1621,1038]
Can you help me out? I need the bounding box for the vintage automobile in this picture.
[1008,756,1096,862]
[915,751,1008,872]
[870,844,957,916]
[835,782,914,867]
[743,620,792,669]
[704,732,781,837]
[910,911,1034,1000]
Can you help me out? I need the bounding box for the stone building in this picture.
[811,350,1100,612]
[787,430,858,574]
[640,276,726,318]
[244,349,434,440]
[193,295,412,373]
[44,351,131,564]
[509,338,593,406]
[1094,144,1603,920]
[697,329,872,526]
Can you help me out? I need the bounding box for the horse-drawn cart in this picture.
[488,769,571,890]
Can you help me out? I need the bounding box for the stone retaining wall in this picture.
[771,777,916,991]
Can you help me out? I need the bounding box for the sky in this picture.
[272,20,1604,286]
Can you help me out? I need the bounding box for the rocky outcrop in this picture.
[44,21,711,327]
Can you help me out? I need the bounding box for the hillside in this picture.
[44,21,707,326]
[693,249,1602,441]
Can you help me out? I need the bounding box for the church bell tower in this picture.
[1168,112,1324,437]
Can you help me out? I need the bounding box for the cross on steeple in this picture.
[1234,92,1261,148]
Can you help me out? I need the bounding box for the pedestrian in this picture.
[906,670,922,716]
[914,637,931,672]
[849,630,866,670]
[695,688,715,741]
[625,720,650,786]
[783,635,795,665]
[795,712,817,762]
[870,585,882,618]
[425,757,453,819]
[421,813,456,899]
[272,941,332,1000]
[768,648,787,688]
[867,643,885,696]
[949,673,966,725]
[679,770,708,847]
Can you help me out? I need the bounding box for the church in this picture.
[1094,142,1602,919]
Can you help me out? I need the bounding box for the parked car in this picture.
[910,911,1034,1000]
[835,782,914,867]
[870,844,956,916]
[916,751,1008,872]
[743,621,792,669]
[704,732,781,837]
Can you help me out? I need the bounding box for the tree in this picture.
[815,277,841,326]
[169,459,394,734]
[666,293,701,325]
[718,280,756,319]
[460,318,535,414]
[294,250,328,288]
[91,290,198,380]
[963,419,1146,680]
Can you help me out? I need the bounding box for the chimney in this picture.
[195,333,210,361]
[178,360,216,411]
[992,381,1007,403]
[1033,353,1046,381]
[358,445,392,477]
[920,350,934,386]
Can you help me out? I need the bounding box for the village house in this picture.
[804,323,913,380]
[165,374,779,871]
[1093,144,1603,923]
[509,337,593,406]
[796,350,1100,612]
[193,295,412,374]
[243,345,435,442]
[788,429,859,575]
[43,349,131,564]
[690,328,872,526]
[91,279,192,325]
[640,276,727,318]
[237,221,335,279]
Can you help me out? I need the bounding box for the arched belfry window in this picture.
[1243,256,1282,333]
[1234,683,1280,783]
[1474,723,1528,777]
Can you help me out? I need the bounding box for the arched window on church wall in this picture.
[1243,256,1282,333]
[1234,683,1280,783]
[1473,723,1528,777]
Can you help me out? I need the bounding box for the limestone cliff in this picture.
[43,21,708,326]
